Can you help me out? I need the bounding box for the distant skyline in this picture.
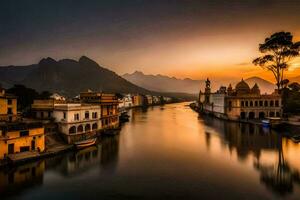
[1,0,300,82]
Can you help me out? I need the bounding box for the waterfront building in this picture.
[0,87,17,122]
[145,95,153,105]
[132,94,144,107]
[0,122,45,159]
[152,96,161,105]
[118,94,133,109]
[52,103,102,144]
[31,99,65,120]
[199,78,282,120]
[79,91,119,129]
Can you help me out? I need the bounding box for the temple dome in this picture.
[235,79,250,95]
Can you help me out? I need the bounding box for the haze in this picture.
[1,0,300,83]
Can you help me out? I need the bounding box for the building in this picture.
[118,94,133,109]
[199,78,282,120]
[31,99,66,120]
[152,96,161,105]
[145,95,153,105]
[80,91,119,129]
[52,103,102,144]
[132,94,144,107]
[0,122,45,159]
[0,88,17,122]
[50,93,66,101]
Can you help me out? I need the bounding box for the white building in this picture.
[52,103,101,144]
[50,93,66,101]
[118,94,133,109]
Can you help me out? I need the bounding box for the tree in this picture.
[253,32,300,91]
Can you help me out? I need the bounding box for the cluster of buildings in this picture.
[118,94,172,109]
[198,78,282,121]
[0,88,119,163]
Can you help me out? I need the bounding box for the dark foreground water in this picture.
[1,103,300,200]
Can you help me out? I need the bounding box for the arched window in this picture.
[245,101,249,107]
[269,112,275,117]
[92,123,98,130]
[250,101,253,107]
[77,125,83,133]
[270,100,274,107]
[69,126,76,134]
[264,101,268,107]
[275,100,279,107]
[85,124,91,132]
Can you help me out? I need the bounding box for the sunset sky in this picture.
[1,0,300,83]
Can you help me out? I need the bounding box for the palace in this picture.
[199,79,282,121]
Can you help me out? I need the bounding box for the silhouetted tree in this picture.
[39,91,52,99]
[289,82,300,92]
[7,84,39,111]
[253,32,300,91]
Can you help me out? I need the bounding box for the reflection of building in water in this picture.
[199,78,282,120]
[202,116,300,196]
[55,145,102,177]
[100,135,120,170]
[0,160,44,196]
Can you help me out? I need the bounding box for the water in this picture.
[1,102,300,200]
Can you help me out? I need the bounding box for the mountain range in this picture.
[122,71,276,94]
[0,56,151,97]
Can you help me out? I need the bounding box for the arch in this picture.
[77,125,83,133]
[69,126,76,134]
[85,124,91,132]
[259,112,265,119]
[92,123,98,130]
[269,112,275,117]
[240,112,246,120]
[249,112,255,119]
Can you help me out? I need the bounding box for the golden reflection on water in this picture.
[0,103,300,199]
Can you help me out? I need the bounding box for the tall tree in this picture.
[253,32,300,91]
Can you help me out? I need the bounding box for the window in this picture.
[228,101,232,111]
[259,101,263,106]
[264,101,268,107]
[255,101,258,107]
[270,101,274,107]
[63,112,66,119]
[92,112,98,119]
[7,99,12,105]
[20,130,29,137]
[85,111,89,119]
[74,113,80,121]
[275,100,279,107]
[245,101,249,107]
[241,101,244,107]
[7,108,12,114]
[250,101,253,107]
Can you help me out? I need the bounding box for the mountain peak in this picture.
[133,71,144,75]
[39,57,57,65]
[79,56,99,67]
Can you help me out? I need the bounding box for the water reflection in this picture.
[201,115,300,196]
[0,135,120,199]
[0,161,44,197]
[0,103,300,199]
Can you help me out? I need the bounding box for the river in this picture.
[1,102,300,200]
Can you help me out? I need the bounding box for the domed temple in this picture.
[198,78,282,120]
